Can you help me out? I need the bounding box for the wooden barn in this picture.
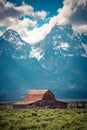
[13,90,68,108]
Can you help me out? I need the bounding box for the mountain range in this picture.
[0,24,87,102]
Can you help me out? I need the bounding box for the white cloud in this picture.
[20,18,37,27]
[17,3,34,16]
[57,0,87,33]
[7,18,37,31]
[73,24,87,34]
[0,0,87,44]
[0,0,34,26]
[20,15,58,43]
[0,0,47,27]
[20,0,87,43]
[34,11,48,20]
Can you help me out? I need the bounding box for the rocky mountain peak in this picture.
[2,29,21,43]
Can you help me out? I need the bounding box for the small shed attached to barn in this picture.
[13,90,68,108]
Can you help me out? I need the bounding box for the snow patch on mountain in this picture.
[69,84,76,89]
[67,54,74,57]
[1,29,26,49]
[12,55,26,59]
[30,46,44,60]
[53,35,62,40]
[60,42,70,50]
[2,30,20,43]
[54,42,70,51]
[0,29,31,60]
[82,43,87,57]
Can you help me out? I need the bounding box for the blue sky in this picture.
[0,0,87,43]
[7,0,63,15]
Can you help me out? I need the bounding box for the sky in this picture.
[0,0,87,43]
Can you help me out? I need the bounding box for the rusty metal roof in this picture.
[25,90,49,101]
[28,90,48,94]
[14,90,49,105]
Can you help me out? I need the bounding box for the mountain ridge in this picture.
[0,24,87,101]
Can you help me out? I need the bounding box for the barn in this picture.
[13,90,68,108]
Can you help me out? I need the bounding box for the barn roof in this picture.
[25,90,50,101]
[14,90,52,105]
[28,90,48,95]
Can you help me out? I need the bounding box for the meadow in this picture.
[0,106,87,130]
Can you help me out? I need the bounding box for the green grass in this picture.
[0,106,87,130]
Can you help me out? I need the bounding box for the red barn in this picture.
[13,90,68,108]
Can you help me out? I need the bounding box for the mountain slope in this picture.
[0,29,31,59]
[0,25,87,102]
[0,30,50,101]
[30,24,87,95]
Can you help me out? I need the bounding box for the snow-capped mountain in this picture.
[31,24,87,91]
[32,24,86,62]
[0,24,87,102]
[0,29,31,59]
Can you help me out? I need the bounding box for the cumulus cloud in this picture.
[18,0,87,43]
[34,11,48,20]
[0,0,33,20]
[7,18,37,31]
[20,15,58,43]
[0,0,56,43]
[0,0,87,44]
[57,0,87,33]
[0,0,47,27]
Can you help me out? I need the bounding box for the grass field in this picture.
[0,106,87,130]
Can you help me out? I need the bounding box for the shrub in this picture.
[0,107,87,130]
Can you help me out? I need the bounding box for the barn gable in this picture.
[42,90,56,101]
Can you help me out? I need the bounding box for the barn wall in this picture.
[28,100,68,108]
